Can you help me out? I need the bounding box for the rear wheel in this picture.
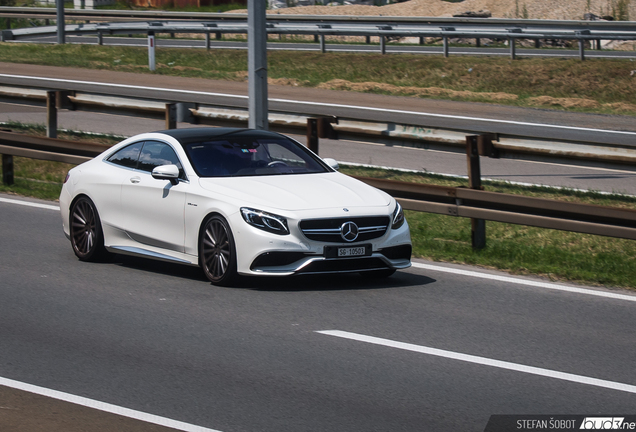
[70,196,106,261]
[200,215,237,286]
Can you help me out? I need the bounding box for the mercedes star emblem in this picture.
[340,221,359,242]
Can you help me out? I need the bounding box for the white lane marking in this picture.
[411,262,636,302]
[0,376,223,432]
[1,73,635,137]
[317,330,636,394]
[0,197,60,211]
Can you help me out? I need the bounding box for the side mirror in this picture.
[323,158,339,171]
[152,164,179,185]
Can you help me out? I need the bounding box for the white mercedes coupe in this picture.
[60,128,412,286]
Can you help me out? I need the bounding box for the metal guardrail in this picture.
[2,85,635,170]
[1,7,635,30]
[2,8,636,59]
[1,129,635,242]
[358,176,636,241]
[0,129,109,164]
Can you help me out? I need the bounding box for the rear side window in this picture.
[107,142,143,168]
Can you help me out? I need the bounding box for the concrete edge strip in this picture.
[317,330,636,394]
[0,196,60,211]
[0,376,223,432]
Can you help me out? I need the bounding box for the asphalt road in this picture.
[1,194,636,431]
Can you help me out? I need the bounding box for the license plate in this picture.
[338,246,366,257]
[325,244,371,258]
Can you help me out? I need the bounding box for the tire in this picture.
[70,196,106,262]
[199,215,237,286]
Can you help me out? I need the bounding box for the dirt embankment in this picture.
[239,0,635,21]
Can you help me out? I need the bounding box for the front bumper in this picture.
[249,244,412,275]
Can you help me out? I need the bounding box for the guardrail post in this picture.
[165,103,177,129]
[509,37,516,60]
[578,40,585,61]
[46,91,57,139]
[442,27,454,58]
[477,133,498,158]
[56,90,74,110]
[2,155,14,186]
[148,31,156,71]
[317,116,337,140]
[205,32,211,50]
[320,34,325,53]
[177,103,196,124]
[307,118,319,154]
[1,30,12,42]
[467,135,486,249]
[97,31,103,45]
[380,35,386,54]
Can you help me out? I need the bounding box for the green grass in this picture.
[1,124,635,289]
[404,211,636,288]
[1,42,635,115]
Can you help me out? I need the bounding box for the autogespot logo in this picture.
[340,221,359,242]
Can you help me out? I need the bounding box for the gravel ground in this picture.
[242,0,635,21]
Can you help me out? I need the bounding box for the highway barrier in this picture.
[2,9,636,61]
[1,86,635,170]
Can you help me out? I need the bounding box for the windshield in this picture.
[184,135,330,178]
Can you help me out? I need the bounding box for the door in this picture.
[120,140,187,253]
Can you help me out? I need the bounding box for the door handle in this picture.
[130,177,141,184]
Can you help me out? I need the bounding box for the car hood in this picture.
[198,172,391,211]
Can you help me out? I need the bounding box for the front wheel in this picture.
[70,196,106,262]
[199,215,237,286]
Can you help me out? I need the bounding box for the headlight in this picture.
[241,207,289,235]
[391,201,405,229]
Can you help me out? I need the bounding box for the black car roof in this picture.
[155,127,285,146]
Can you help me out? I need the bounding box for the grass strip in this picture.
[0,123,634,289]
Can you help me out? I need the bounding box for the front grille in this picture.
[299,216,390,243]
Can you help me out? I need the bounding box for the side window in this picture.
[106,142,143,169]
[138,141,185,179]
